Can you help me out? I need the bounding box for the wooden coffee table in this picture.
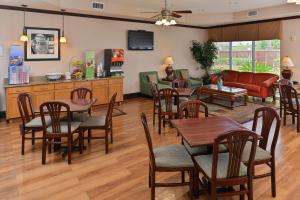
[198,84,248,109]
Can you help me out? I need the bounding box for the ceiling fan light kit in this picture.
[287,0,300,4]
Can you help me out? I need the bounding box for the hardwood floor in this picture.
[0,97,299,200]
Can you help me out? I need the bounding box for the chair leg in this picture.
[67,135,72,164]
[151,169,155,200]
[20,126,25,155]
[105,130,109,154]
[280,103,282,118]
[158,113,161,135]
[292,114,295,124]
[88,129,91,143]
[262,98,266,102]
[110,122,113,144]
[189,170,194,200]
[283,109,287,126]
[240,185,245,200]
[79,131,83,154]
[31,130,35,145]
[42,139,47,165]
[148,165,151,188]
[181,171,185,183]
[48,139,52,154]
[271,158,276,197]
[163,116,166,127]
[210,185,216,200]
[248,178,254,200]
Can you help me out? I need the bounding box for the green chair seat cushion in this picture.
[47,121,81,133]
[157,83,171,90]
[242,141,272,162]
[25,116,51,128]
[190,79,202,86]
[147,74,158,84]
[194,153,248,179]
[154,144,194,168]
[183,140,228,156]
[61,112,90,122]
[79,116,106,128]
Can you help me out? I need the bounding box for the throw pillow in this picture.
[147,74,158,83]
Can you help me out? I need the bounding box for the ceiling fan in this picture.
[287,0,300,4]
[140,0,192,26]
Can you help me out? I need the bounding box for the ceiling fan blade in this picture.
[171,13,182,18]
[173,10,192,14]
[150,14,161,19]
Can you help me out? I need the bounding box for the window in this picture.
[213,40,280,75]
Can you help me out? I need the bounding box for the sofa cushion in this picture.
[180,70,189,80]
[224,82,260,92]
[252,73,277,86]
[222,70,239,82]
[237,72,254,84]
[147,74,158,84]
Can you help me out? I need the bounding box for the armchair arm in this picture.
[261,77,279,88]
[158,80,172,86]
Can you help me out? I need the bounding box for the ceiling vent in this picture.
[247,10,258,17]
[92,2,104,10]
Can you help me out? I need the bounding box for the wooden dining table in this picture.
[174,88,195,98]
[171,116,247,147]
[48,98,97,112]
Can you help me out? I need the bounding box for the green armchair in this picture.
[139,71,171,96]
[174,69,202,89]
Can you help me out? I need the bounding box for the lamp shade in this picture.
[282,56,294,68]
[164,56,174,65]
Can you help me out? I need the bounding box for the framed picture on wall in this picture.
[25,27,61,61]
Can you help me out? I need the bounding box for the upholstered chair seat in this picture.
[194,153,248,179]
[25,116,51,128]
[153,144,194,168]
[242,141,272,162]
[79,116,106,128]
[46,121,81,133]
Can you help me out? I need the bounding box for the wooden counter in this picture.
[4,76,124,121]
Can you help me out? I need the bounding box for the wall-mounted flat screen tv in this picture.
[128,30,154,50]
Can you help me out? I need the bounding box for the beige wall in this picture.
[281,19,300,82]
[0,9,207,111]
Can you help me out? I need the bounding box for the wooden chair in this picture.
[79,93,117,154]
[278,79,293,117]
[172,79,187,88]
[194,130,258,200]
[242,106,281,197]
[280,84,300,132]
[179,100,208,119]
[140,112,195,200]
[70,87,93,122]
[158,88,180,134]
[40,101,82,164]
[17,93,51,155]
[149,81,160,125]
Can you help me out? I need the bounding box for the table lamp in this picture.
[164,56,174,81]
[281,56,294,80]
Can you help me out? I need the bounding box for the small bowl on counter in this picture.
[45,73,64,81]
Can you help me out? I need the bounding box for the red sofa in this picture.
[211,70,279,100]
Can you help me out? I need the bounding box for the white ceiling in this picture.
[0,0,299,26]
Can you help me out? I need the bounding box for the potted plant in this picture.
[190,40,218,85]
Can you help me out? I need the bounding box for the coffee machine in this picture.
[104,49,124,76]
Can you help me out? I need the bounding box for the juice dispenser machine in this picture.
[104,49,124,76]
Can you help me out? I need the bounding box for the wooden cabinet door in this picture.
[55,89,74,100]
[93,86,109,105]
[32,91,54,111]
[109,84,123,102]
[74,81,91,89]
[6,94,20,119]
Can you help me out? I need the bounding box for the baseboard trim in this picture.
[0,111,6,120]
[124,92,142,100]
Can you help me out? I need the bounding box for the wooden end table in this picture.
[198,84,248,109]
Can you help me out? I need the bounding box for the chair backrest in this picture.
[212,130,258,179]
[71,88,92,100]
[149,81,159,101]
[252,107,280,155]
[158,88,179,114]
[172,79,187,88]
[105,93,117,128]
[280,84,300,113]
[140,112,155,165]
[278,79,293,99]
[40,101,71,134]
[179,100,208,119]
[17,93,35,126]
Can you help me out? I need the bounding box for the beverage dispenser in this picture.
[104,49,124,76]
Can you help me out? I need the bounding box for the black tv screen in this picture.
[128,30,154,50]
